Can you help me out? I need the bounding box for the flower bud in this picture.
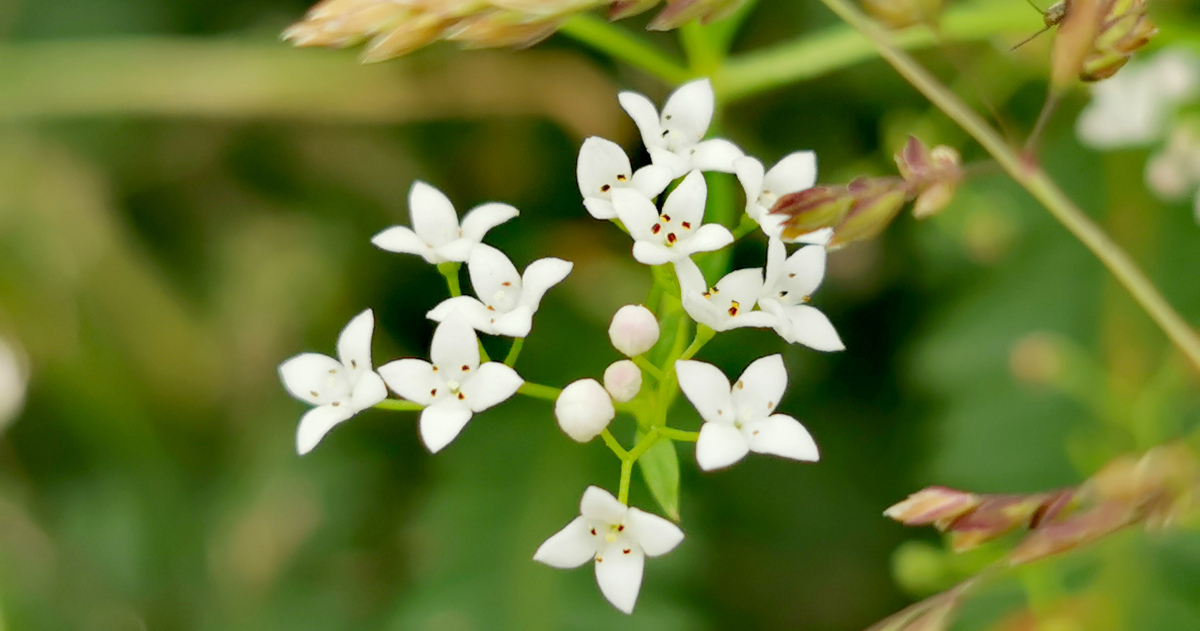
[555,379,615,443]
[1080,0,1158,83]
[884,486,981,529]
[608,305,660,357]
[895,137,965,219]
[828,177,910,248]
[603,360,642,403]
[771,186,853,240]
[648,0,749,31]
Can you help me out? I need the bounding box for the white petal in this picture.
[460,362,523,413]
[691,139,744,173]
[734,156,766,208]
[786,305,845,352]
[611,188,661,240]
[746,414,819,462]
[577,137,633,199]
[583,197,617,220]
[631,165,673,199]
[430,318,481,377]
[681,292,726,330]
[295,403,355,455]
[763,237,786,291]
[721,311,780,331]
[534,517,598,569]
[632,242,678,266]
[715,268,765,307]
[580,486,628,525]
[758,212,787,239]
[409,181,460,247]
[781,246,827,300]
[618,91,664,150]
[787,227,834,246]
[674,360,733,424]
[648,148,691,179]
[764,151,817,195]
[279,353,351,405]
[460,202,520,243]
[419,401,474,453]
[662,170,708,226]
[426,296,494,333]
[661,78,714,141]
[673,257,707,294]
[731,354,786,421]
[349,370,388,412]
[468,244,522,310]
[595,542,645,615]
[519,258,573,311]
[377,359,439,405]
[695,422,750,471]
[336,309,374,380]
[491,307,534,338]
[679,224,734,256]
[371,226,435,262]
[432,238,475,263]
[625,508,683,557]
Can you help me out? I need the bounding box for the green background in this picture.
[1,0,1199,629]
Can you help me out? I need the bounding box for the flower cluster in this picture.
[283,0,748,62]
[279,77,841,613]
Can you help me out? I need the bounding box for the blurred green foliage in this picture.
[0,0,1199,630]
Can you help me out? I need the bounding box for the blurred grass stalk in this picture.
[0,39,624,139]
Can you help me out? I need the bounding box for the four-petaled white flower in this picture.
[577,136,673,220]
[427,244,573,338]
[758,238,844,352]
[279,309,389,455]
[675,259,777,332]
[733,152,819,237]
[534,486,684,614]
[612,170,734,266]
[378,318,523,453]
[676,355,819,471]
[372,181,519,264]
[619,78,745,178]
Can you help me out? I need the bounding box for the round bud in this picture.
[603,360,642,403]
[555,379,615,443]
[608,305,660,357]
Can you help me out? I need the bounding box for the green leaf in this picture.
[636,430,681,521]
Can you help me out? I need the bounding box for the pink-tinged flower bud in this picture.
[555,379,615,443]
[828,177,910,248]
[603,360,642,403]
[608,305,660,357]
[884,486,981,528]
[771,186,853,239]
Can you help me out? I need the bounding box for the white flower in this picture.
[612,170,734,266]
[577,137,673,220]
[372,181,519,264]
[608,305,660,357]
[1077,48,1200,149]
[675,258,777,332]
[757,239,845,352]
[603,360,642,403]
[534,486,684,614]
[1145,126,1200,225]
[279,309,389,455]
[378,318,523,453]
[734,152,827,240]
[555,379,616,442]
[427,244,572,338]
[676,355,819,471]
[618,78,745,178]
[0,337,28,435]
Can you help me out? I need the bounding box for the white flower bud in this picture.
[603,360,642,403]
[608,305,660,357]
[554,379,615,443]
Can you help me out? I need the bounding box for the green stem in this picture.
[374,399,424,412]
[504,337,524,367]
[680,22,725,75]
[617,429,664,504]
[601,428,629,459]
[558,14,691,86]
[618,458,635,504]
[731,213,760,240]
[633,355,666,382]
[718,0,1037,102]
[680,325,716,361]
[437,262,462,297]
[816,0,1200,374]
[518,382,561,402]
[656,427,700,442]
